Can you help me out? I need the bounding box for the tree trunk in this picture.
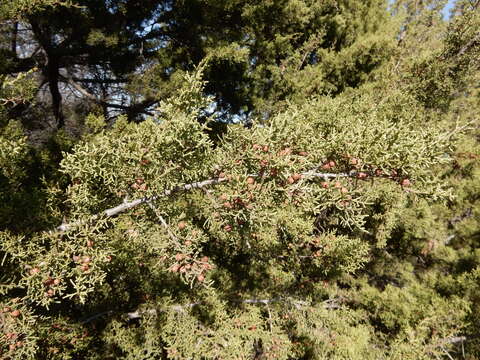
[29,18,65,128]
[46,56,64,128]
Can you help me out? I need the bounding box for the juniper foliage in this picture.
[0,0,479,359]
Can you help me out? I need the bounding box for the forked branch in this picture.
[56,169,392,232]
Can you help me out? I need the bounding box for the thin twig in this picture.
[442,347,454,360]
[79,310,113,324]
[302,171,350,178]
[146,201,184,250]
[62,74,155,116]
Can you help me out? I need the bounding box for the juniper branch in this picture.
[81,297,339,323]
[57,177,228,232]
[125,296,340,319]
[441,336,467,345]
[56,168,392,232]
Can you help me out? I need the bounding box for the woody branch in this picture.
[56,167,401,232]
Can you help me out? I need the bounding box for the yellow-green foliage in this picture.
[0,120,27,181]
[1,1,479,359]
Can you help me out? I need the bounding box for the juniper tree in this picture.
[0,0,394,128]
[1,0,480,359]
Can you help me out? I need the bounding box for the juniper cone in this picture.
[0,0,479,359]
